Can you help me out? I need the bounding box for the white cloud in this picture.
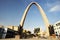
[45,0,60,12]
[49,5,60,12]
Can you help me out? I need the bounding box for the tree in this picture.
[34,28,40,34]
[27,31,31,34]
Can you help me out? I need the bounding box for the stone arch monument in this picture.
[19,2,50,37]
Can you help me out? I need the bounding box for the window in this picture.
[59,27,60,29]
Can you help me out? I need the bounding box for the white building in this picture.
[54,21,60,36]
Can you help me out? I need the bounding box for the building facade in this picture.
[54,21,60,36]
[5,26,18,38]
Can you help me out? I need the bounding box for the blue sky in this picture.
[0,0,60,33]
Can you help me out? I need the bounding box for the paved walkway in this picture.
[0,37,59,40]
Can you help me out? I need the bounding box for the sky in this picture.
[0,0,60,33]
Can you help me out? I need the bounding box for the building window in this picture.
[54,28,56,30]
[56,23,60,26]
[59,27,60,29]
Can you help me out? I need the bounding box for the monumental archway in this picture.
[19,2,50,36]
